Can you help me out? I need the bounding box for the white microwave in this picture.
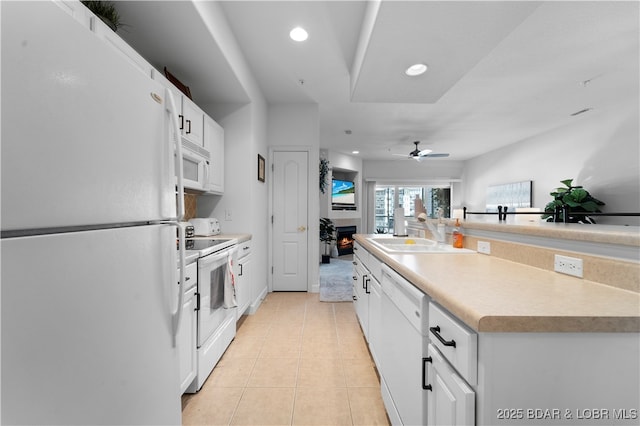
[179,138,210,191]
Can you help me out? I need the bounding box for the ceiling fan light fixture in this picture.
[405,63,428,76]
[289,26,308,42]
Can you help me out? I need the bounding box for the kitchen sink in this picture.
[367,237,475,253]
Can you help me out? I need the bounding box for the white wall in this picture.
[194,1,270,303]
[462,102,639,226]
[362,159,465,183]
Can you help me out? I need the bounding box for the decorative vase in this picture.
[321,254,331,264]
[331,245,339,258]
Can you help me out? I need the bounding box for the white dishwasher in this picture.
[379,264,430,426]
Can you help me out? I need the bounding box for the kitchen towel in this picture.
[224,253,237,308]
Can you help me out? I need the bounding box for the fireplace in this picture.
[335,226,357,256]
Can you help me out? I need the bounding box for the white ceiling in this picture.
[117,1,639,161]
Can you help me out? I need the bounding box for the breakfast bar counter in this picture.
[354,234,640,333]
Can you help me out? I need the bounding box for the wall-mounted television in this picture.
[332,179,355,207]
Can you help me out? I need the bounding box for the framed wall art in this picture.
[258,154,265,182]
[486,180,532,212]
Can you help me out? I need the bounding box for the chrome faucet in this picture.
[421,208,446,243]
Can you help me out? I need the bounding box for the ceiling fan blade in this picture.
[424,153,450,158]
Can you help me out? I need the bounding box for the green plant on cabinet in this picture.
[542,179,605,223]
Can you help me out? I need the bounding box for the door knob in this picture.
[298,226,307,232]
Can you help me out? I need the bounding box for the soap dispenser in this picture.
[452,218,464,248]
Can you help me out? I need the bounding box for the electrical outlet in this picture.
[554,254,583,278]
[225,209,232,221]
[477,241,491,255]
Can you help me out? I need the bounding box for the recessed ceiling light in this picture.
[405,63,428,76]
[352,151,360,155]
[289,27,308,42]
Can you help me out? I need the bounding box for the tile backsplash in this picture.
[183,193,197,221]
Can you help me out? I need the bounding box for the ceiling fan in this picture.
[393,141,450,161]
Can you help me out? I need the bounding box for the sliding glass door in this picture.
[374,185,451,234]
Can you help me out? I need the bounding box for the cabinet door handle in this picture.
[239,264,244,276]
[362,274,367,289]
[186,119,192,134]
[430,326,456,347]
[353,276,358,281]
[365,277,371,294]
[179,114,184,130]
[422,357,432,391]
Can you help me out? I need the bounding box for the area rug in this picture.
[319,258,353,302]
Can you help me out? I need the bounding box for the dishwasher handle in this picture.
[430,326,457,347]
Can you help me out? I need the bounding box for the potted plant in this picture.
[81,1,121,32]
[542,179,605,223]
[319,217,336,263]
[319,158,330,194]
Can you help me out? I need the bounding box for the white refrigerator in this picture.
[1,1,186,424]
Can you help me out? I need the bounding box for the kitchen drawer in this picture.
[366,254,383,282]
[428,302,477,385]
[237,240,252,260]
[353,242,370,268]
[183,261,197,292]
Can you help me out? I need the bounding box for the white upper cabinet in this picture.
[180,97,205,148]
[152,71,204,148]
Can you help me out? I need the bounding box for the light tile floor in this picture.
[181,292,390,425]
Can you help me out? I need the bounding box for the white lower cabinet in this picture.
[475,332,640,425]
[355,240,640,426]
[368,273,382,365]
[427,344,475,426]
[178,262,197,394]
[352,253,370,339]
[235,240,252,318]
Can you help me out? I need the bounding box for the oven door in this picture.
[196,248,233,347]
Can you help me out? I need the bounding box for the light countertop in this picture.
[355,234,640,333]
[428,218,640,247]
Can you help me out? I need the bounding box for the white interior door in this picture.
[272,151,309,291]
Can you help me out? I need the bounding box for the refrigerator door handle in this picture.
[164,89,186,347]
[169,221,186,348]
[166,88,185,222]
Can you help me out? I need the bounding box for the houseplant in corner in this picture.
[319,217,336,263]
[542,179,605,223]
[81,1,122,32]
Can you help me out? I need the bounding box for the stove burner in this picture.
[189,239,233,251]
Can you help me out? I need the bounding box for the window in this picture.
[374,185,451,234]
